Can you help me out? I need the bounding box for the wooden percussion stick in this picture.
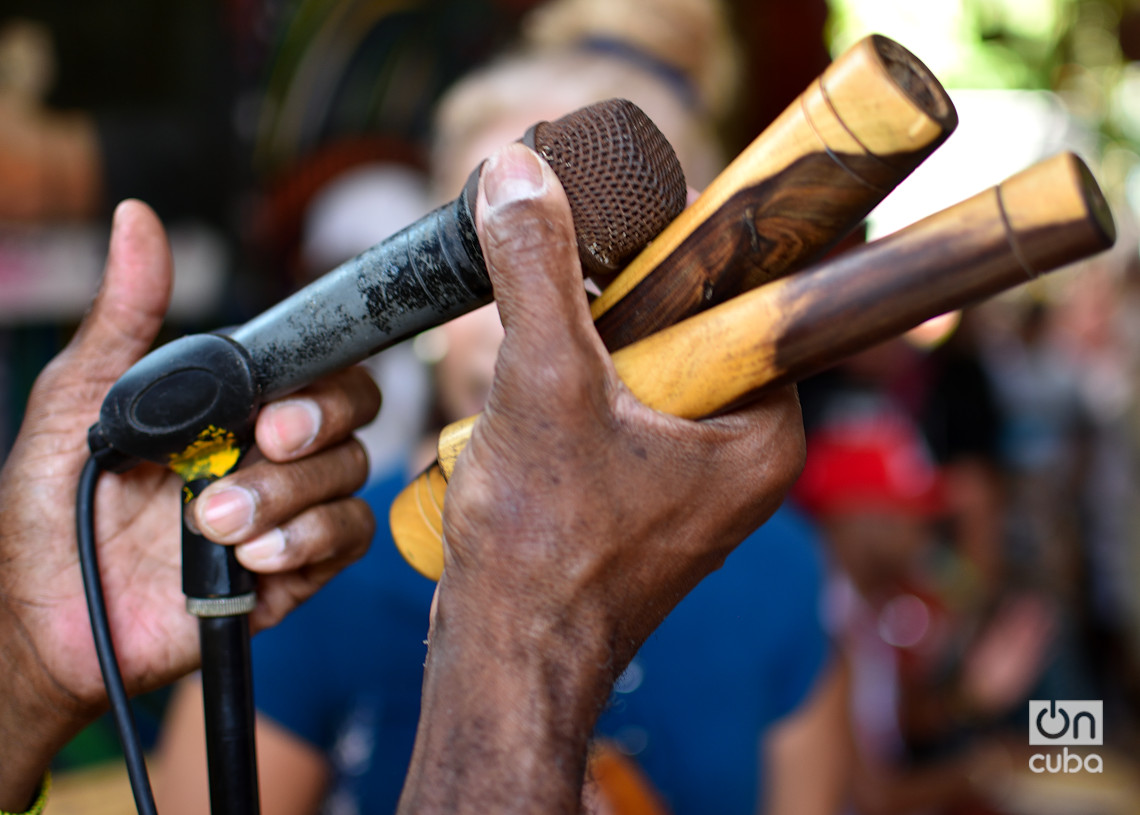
[393,153,1115,580]
[591,34,957,352]
[391,34,957,578]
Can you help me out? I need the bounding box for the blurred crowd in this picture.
[3,0,1140,813]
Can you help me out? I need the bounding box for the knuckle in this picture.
[345,498,376,558]
[496,334,614,420]
[345,438,370,486]
[486,217,577,281]
[347,365,382,410]
[306,498,374,566]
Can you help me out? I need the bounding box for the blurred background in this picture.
[3,0,1140,813]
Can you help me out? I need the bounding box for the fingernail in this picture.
[108,200,134,258]
[483,145,545,209]
[112,200,130,229]
[264,399,321,455]
[200,486,256,537]
[236,528,287,570]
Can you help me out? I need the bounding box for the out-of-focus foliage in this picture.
[827,0,1140,205]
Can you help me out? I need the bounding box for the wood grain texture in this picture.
[590,34,956,352]
[393,153,1114,580]
[438,415,476,478]
[389,460,448,579]
[614,153,1114,414]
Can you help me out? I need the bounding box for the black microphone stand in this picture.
[88,333,265,815]
[184,477,260,815]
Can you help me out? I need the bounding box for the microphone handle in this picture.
[89,98,686,474]
[232,183,489,402]
[391,153,1116,580]
[232,95,687,402]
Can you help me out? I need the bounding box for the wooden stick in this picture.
[391,153,1115,580]
[591,34,957,351]
[392,34,957,580]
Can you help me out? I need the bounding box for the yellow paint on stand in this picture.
[168,425,242,482]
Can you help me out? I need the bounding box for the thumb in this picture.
[26,200,172,433]
[66,199,173,377]
[475,143,610,411]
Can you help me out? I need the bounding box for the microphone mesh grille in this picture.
[532,99,686,282]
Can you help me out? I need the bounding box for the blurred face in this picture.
[426,90,710,425]
[434,111,559,201]
[434,303,505,423]
[823,510,930,599]
[428,108,585,425]
[425,116,535,425]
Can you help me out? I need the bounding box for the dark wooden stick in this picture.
[391,153,1115,580]
[391,34,957,580]
[591,34,957,351]
[612,153,1114,414]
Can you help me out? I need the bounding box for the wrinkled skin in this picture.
[0,200,379,810]
[400,144,805,813]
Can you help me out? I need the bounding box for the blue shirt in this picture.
[253,470,827,814]
[595,507,827,814]
[252,472,436,813]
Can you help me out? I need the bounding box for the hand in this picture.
[961,593,1057,716]
[0,200,379,808]
[401,144,804,813]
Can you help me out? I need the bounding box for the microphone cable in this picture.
[76,455,159,815]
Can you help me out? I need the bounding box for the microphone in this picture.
[87,98,686,474]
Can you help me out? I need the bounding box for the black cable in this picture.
[76,455,159,815]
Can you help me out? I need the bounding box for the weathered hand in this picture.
[444,141,804,672]
[402,144,804,813]
[0,200,378,808]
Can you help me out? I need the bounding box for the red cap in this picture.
[793,413,945,519]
